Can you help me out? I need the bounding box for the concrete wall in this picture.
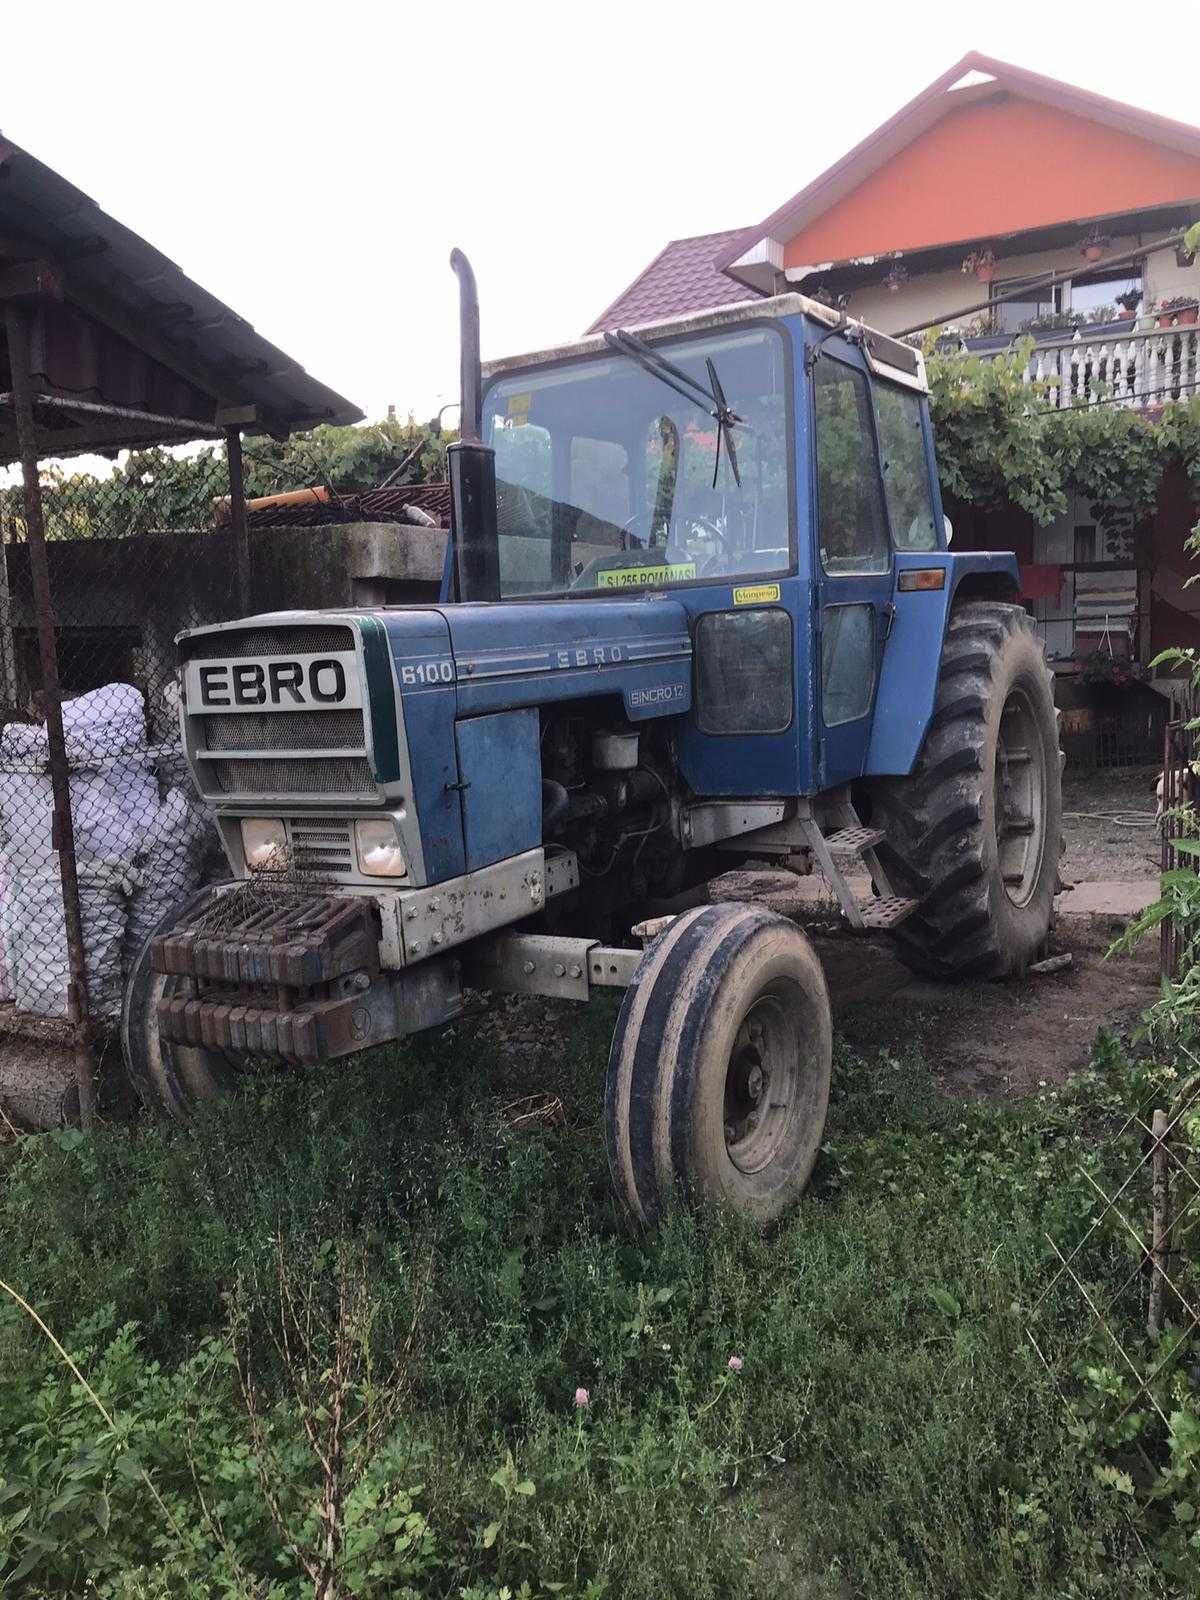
[0,521,448,735]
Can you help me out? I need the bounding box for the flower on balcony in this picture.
[1079,227,1111,262]
[1154,295,1199,328]
[961,249,997,282]
[1018,310,1083,336]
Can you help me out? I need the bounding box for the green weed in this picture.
[0,1003,1174,1597]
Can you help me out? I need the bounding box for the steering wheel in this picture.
[618,510,736,566]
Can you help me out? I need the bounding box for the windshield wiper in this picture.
[603,328,742,489]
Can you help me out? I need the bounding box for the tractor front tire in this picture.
[605,903,832,1227]
[869,601,1062,979]
[121,889,252,1116]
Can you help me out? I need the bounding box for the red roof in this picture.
[591,54,1200,326]
[717,52,1200,281]
[585,228,752,334]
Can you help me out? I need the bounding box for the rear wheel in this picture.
[605,903,832,1227]
[869,601,1063,979]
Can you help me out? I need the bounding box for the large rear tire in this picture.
[605,903,832,1227]
[869,601,1062,979]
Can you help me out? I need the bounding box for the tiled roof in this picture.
[586,228,755,334]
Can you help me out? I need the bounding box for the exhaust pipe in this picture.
[446,248,499,601]
[450,248,482,442]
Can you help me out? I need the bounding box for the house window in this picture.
[991,277,1063,333]
[1068,266,1142,319]
[991,264,1144,332]
[1073,525,1098,565]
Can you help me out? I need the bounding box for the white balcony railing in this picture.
[978,321,1200,410]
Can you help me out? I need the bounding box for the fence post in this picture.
[1161,717,1177,983]
[1148,1108,1171,1340]
[3,301,97,1125]
[0,500,17,712]
[224,424,250,615]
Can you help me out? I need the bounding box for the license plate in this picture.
[183,651,362,712]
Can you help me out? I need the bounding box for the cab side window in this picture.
[813,360,890,576]
[874,384,939,553]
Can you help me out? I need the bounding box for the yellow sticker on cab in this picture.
[597,563,696,588]
[505,392,532,426]
[733,583,781,605]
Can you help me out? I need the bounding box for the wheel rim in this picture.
[723,986,802,1175]
[995,686,1047,908]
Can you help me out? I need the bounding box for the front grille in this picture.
[210,756,375,795]
[186,624,354,660]
[185,621,379,802]
[205,709,365,753]
[286,819,356,876]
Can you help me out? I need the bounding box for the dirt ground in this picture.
[1060,762,1161,883]
[814,915,1159,1096]
[703,775,1165,1097]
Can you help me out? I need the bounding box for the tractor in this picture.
[122,252,1062,1226]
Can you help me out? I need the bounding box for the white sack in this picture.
[124,788,213,971]
[8,860,132,1020]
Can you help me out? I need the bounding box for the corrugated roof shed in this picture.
[585,228,755,334]
[0,131,362,457]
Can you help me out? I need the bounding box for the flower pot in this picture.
[1179,306,1198,325]
[1158,314,1178,329]
[1083,245,1104,262]
[976,265,994,284]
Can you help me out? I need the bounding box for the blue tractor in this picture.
[123,253,1062,1225]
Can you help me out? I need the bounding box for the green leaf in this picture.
[94,1491,110,1533]
[515,1479,535,1497]
[1174,1500,1195,1524]
[1094,1464,1135,1496]
[482,1521,501,1549]
[1168,838,1200,858]
[926,1287,961,1319]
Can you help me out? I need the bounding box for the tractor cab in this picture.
[449,284,1012,799]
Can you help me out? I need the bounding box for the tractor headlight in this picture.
[241,817,288,872]
[354,818,407,878]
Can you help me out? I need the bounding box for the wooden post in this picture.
[1148,1108,1171,1340]
[3,301,96,1126]
[0,496,18,713]
[225,424,250,615]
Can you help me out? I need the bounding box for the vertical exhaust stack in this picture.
[447,249,500,602]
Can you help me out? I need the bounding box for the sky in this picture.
[2,0,1198,427]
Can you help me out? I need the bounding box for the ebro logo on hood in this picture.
[184,651,363,711]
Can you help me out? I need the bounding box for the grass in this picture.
[0,992,1179,1598]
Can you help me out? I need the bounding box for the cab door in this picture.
[810,347,895,788]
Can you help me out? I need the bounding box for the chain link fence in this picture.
[1026,1059,1200,1489]
[0,449,236,1054]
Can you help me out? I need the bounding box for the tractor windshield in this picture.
[482,324,790,597]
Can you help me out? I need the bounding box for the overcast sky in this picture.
[2,1,1198,426]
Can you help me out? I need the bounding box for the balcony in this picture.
[968,313,1200,411]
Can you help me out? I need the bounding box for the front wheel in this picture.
[121,888,257,1116]
[605,903,832,1227]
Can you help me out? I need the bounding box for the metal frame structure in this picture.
[0,142,361,1125]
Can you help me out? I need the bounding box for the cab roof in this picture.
[483,292,928,395]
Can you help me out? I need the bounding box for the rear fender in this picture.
[865,551,1020,777]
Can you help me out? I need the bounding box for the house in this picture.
[590,54,1200,718]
